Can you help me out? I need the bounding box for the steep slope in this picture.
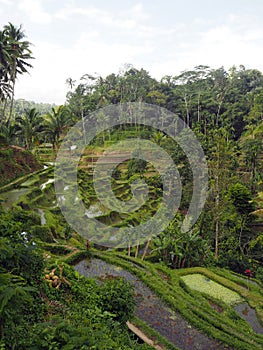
[0,146,42,186]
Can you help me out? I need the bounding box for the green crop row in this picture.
[91,250,263,350]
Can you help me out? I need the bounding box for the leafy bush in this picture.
[30,225,55,243]
[256,266,263,284]
[99,276,136,324]
[0,209,147,350]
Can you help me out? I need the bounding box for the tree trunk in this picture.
[1,98,8,125]
[197,92,201,123]
[215,96,224,127]
[184,93,190,126]
[81,109,87,145]
[214,207,219,259]
[135,241,139,258]
[214,140,220,259]
[141,238,151,261]
[6,68,16,127]
[239,217,245,254]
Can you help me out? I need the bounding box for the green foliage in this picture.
[229,183,255,215]
[0,146,42,187]
[28,317,150,350]
[16,108,41,149]
[95,251,263,350]
[99,277,136,324]
[0,210,147,349]
[0,210,46,345]
[255,266,263,285]
[180,273,243,304]
[1,54,263,348]
[42,105,75,150]
[152,218,213,269]
[30,225,55,243]
[0,23,34,123]
[127,148,147,179]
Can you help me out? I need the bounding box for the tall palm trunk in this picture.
[1,72,13,125]
[1,98,8,124]
[6,73,15,126]
[214,139,220,259]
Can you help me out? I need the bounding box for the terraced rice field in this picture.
[180,274,243,305]
[73,252,263,350]
[75,258,230,349]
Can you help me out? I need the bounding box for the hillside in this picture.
[0,146,42,187]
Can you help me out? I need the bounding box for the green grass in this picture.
[180,273,243,305]
[90,251,263,350]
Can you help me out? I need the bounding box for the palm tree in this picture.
[65,77,76,90]
[0,30,12,106]
[240,123,263,192]
[1,23,34,125]
[43,105,74,151]
[0,121,17,146]
[16,108,40,149]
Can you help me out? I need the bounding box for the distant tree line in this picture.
[0,22,263,273]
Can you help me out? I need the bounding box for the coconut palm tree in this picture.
[0,121,18,146]
[16,108,40,149]
[43,105,75,151]
[1,23,34,125]
[0,30,12,105]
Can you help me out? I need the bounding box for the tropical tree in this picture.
[207,128,238,259]
[152,221,212,268]
[0,23,34,125]
[43,105,74,150]
[228,183,255,256]
[0,121,17,145]
[65,77,76,90]
[16,108,41,149]
[0,30,12,107]
[240,93,263,192]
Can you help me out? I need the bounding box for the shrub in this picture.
[98,277,136,324]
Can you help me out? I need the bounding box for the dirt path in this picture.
[126,321,163,349]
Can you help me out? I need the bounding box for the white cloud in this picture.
[18,0,51,24]
[194,16,263,70]
[55,5,100,21]
[0,0,12,5]
[54,2,150,31]
[13,3,263,104]
[145,15,263,80]
[130,3,148,19]
[15,41,66,103]
[15,31,155,104]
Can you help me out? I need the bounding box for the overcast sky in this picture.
[1,0,263,104]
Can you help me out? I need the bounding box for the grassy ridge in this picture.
[92,250,263,350]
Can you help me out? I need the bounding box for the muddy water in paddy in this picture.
[234,302,263,334]
[75,259,229,350]
[0,188,29,209]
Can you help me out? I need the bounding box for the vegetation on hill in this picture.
[0,146,42,186]
[0,210,154,350]
[0,22,263,349]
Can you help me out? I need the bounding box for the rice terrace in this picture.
[1,12,263,350]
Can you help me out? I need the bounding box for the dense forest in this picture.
[0,23,263,349]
